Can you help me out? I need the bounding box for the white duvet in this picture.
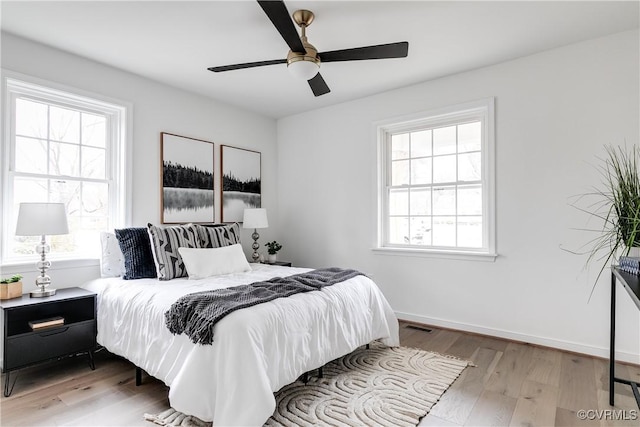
[81,264,399,426]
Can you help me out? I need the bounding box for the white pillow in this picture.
[100,232,126,277]
[178,244,251,279]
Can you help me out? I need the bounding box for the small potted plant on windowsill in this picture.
[264,241,283,264]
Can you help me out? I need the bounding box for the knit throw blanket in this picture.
[165,268,363,345]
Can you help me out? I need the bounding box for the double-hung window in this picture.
[2,75,129,263]
[376,98,496,259]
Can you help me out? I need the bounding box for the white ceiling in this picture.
[1,1,638,119]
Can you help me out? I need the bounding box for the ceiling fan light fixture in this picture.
[208,4,409,98]
[287,57,320,80]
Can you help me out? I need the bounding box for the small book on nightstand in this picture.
[29,316,64,330]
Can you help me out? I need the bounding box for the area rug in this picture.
[144,344,470,427]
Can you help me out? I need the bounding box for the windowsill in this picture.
[1,258,100,274]
[372,247,497,262]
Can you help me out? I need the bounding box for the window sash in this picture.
[2,75,128,263]
[377,99,495,256]
[12,99,112,182]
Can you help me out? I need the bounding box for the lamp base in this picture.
[251,228,261,263]
[30,288,56,298]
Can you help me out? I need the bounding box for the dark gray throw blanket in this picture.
[165,267,364,345]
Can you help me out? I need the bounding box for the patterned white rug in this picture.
[144,344,470,427]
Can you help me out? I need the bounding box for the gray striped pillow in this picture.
[195,223,241,248]
[147,223,200,280]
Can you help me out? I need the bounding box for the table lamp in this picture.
[15,202,69,297]
[242,208,268,262]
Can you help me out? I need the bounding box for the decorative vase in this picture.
[268,254,277,264]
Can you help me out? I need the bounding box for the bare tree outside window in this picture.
[5,78,127,262]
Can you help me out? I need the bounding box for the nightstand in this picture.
[0,287,97,397]
[267,261,292,267]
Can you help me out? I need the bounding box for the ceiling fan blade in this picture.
[208,59,286,72]
[257,0,306,54]
[319,42,409,63]
[308,73,330,97]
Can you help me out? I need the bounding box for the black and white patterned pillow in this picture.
[147,223,200,280]
[115,227,157,280]
[195,223,241,248]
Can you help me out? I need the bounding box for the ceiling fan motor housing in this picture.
[286,8,320,79]
[286,40,320,68]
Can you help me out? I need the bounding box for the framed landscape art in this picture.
[221,145,261,223]
[161,132,215,223]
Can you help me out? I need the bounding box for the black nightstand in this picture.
[267,261,292,267]
[0,287,97,397]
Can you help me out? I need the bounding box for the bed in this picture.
[81,262,399,426]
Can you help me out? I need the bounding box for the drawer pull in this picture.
[38,327,69,337]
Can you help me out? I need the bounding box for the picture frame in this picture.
[220,145,261,223]
[161,132,215,224]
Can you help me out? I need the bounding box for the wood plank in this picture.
[555,407,600,427]
[57,369,136,406]
[1,358,128,412]
[526,346,562,387]
[509,380,558,427]
[464,390,517,426]
[0,394,66,427]
[64,388,169,426]
[485,342,535,398]
[22,390,130,427]
[419,413,459,426]
[592,357,635,397]
[596,389,640,427]
[1,354,104,400]
[407,328,462,355]
[444,335,487,360]
[429,347,503,425]
[557,353,599,412]
[624,362,640,383]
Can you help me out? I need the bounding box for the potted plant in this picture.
[264,241,283,264]
[574,145,640,295]
[0,274,23,300]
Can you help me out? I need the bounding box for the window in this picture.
[2,75,129,263]
[376,98,495,258]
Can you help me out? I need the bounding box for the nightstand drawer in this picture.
[5,320,96,370]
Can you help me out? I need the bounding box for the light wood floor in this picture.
[1,322,638,426]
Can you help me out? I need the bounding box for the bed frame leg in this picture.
[318,367,323,378]
[366,343,370,350]
[135,367,142,386]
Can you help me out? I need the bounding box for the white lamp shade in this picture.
[287,60,319,80]
[15,203,69,236]
[243,208,268,229]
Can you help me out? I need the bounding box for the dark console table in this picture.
[609,267,640,408]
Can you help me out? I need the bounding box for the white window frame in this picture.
[1,71,132,266]
[374,98,496,261]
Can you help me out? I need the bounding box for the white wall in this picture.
[0,32,278,287]
[277,30,640,363]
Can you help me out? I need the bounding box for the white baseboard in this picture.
[396,311,640,365]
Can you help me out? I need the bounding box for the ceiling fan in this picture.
[208,0,409,97]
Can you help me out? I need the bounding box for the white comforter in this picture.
[81,264,399,426]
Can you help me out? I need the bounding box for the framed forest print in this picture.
[221,145,261,223]
[161,132,215,223]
